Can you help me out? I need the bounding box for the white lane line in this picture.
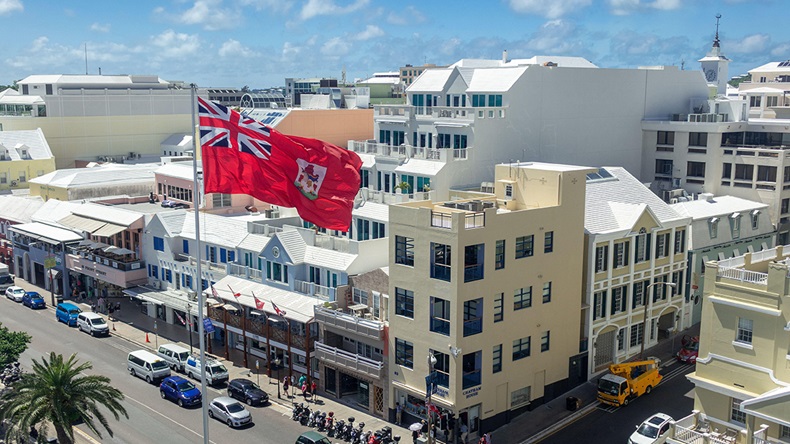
[74,427,102,444]
[124,393,218,444]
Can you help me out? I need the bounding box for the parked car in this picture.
[0,274,15,292]
[161,200,187,209]
[160,376,202,407]
[227,378,269,406]
[296,431,332,444]
[22,291,45,309]
[185,355,229,386]
[676,335,700,364]
[157,344,191,372]
[628,413,674,444]
[208,396,252,428]
[77,312,110,337]
[55,302,82,326]
[5,286,25,302]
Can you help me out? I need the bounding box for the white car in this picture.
[629,413,674,444]
[208,396,252,428]
[5,286,25,302]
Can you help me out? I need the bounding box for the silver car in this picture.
[208,396,252,428]
[5,286,25,302]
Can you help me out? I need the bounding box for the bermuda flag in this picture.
[252,291,265,311]
[175,311,186,326]
[272,302,287,317]
[211,285,219,300]
[198,98,362,231]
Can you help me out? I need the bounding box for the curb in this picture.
[520,401,598,444]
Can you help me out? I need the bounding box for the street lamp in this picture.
[255,359,260,387]
[186,302,194,355]
[640,281,676,359]
[274,358,282,399]
[427,351,437,444]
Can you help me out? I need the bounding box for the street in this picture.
[0,295,312,444]
[536,361,696,444]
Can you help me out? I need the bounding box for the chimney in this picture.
[698,192,715,202]
[502,50,508,64]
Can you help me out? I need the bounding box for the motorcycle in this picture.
[341,417,355,441]
[291,403,303,421]
[299,405,311,426]
[316,411,328,432]
[349,421,364,443]
[307,409,321,428]
[333,419,345,439]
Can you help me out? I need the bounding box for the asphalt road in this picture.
[0,295,314,444]
[538,361,696,444]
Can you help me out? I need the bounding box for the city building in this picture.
[357,72,404,104]
[9,221,82,299]
[285,78,337,106]
[740,60,790,119]
[0,195,45,268]
[399,64,445,87]
[670,194,775,324]
[667,247,790,444]
[29,163,157,202]
[0,129,56,191]
[584,167,691,376]
[387,162,594,441]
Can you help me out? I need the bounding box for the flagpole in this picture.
[190,84,210,444]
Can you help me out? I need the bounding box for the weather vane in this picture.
[714,13,722,46]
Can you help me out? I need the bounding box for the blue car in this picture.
[22,292,45,309]
[160,376,201,407]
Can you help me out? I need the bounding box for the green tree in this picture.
[0,322,30,367]
[0,352,128,444]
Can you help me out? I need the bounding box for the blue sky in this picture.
[1,0,787,88]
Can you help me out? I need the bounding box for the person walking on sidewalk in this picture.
[396,402,403,425]
[282,376,290,398]
[311,380,318,402]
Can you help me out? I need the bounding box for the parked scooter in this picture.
[326,412,337,437]
[340,417,355,441]
[333,419,345,439]
[349,421,364,443]
[299,405,312,426]
[291,403,304,421]
[316,411,328,432]
[307,409,321,428]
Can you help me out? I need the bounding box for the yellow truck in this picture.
[597,357,662,407]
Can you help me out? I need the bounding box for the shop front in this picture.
[393,386,460,443]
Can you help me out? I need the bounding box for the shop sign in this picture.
[462,386,480,399]
[435,387,449,398]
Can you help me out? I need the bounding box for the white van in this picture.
[157,343,191,372]
[77,312,110,337]
[185,355,229,386]
[127,350,171,384]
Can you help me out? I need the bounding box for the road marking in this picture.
[74,427,102,444]
[124,393,219,444]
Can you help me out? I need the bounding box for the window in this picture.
[757,165,777,182]
[610,286,627,315]
[687,161,706,178]
[149,264,158,278]
[751,211,760,230]
[655,232,670,258]
[372,221,386,239]
[617,328,625,351]
[731,213,742,239]
[514,287,532,310]
[784,199,790,214]
[471,94,485,107]
[430,297,451,335]
[493,293,503,323]
[492,344,502,373]
[635,229,651,263]
[653,275,670,301]
[674,230,686,255]
[395,236,414,266]
[430,243,452,282]
[657,131,675,145]
[511,386,531,408]
[512,337,531,361]
[734,164,754,181]
[614,241,629,268]
[540,331,550,352]
[689,132,708,147]
[352,288,368,305]
[182,239,189,255]
[629,323,644,347]
[431,350,450,388]
[153,236,164,252]
[672,270,684,295]
[437,133,451,148]
[722,163,732,179]
[464,244,484,282]
[463,298,483,337]
[709,217,719,238]
[212,193,232,207]
[736,318,753,344]
[542,282,552,303]
[767,96,778,107]
[505,184,513,198]
[18,172,25,183]
[593,291,606,320]
[544,231,554,253]
[0,173,5,184]
[750,96,761,108]
[731,398,746,424]
[595,244,609,272]
[495,240,505,270]
[515,235,534,258]
[487,94,503,107]
[785,166,790,183]
[462,351,482,389]
[395,339,413,369]
[780,424,790,439]
[655,159,673,175]
[395,287,414,318]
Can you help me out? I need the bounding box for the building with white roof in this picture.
[9,221,83,297]
[0,74,193,168]
[0,129,56,192]
[583,166,691,376]
[670,194,774,324]
[29,163,157,201]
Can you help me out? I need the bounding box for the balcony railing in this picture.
[314,341,385,380]
[348,140,469,163]
[717,267,768,285]
[207,306,313,351]
[314,306,384,340]
[464,264,484,282]
[294,280,335,301]
[175,254,227,274]
[227,263,263,282]
[429,317,450,336]
[67,247,144,272]
[463,317,483,337]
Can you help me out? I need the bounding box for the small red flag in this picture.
[272,302,287,317]
[252,291,265,310]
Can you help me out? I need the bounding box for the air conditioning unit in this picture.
[672,178,682,188]
[9,180,17,187]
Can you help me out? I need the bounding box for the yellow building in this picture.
[387,162,594,440]
[0,128,56,192]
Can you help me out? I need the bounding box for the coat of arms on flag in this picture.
[294,159,327,201]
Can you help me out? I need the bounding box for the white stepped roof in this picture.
[0,129,53,160]
[0,195,44,223]
[30,164,156,188]
[670,196,768,220]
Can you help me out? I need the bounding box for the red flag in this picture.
[210,285,219,299]
[427,403,440,415]
[228,285,241,300]
[199,98,362,231]
[175,311,186,326]
[252,292,265,311]
[272,302,287,317]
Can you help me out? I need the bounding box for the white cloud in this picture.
[726,34,770,54]
[149,30,201,60]
[321,36,350,57]
[238,0,294,13]
[771,43,790,57]
[90,22,111,33]
[180,0,239,31]
[299,0,369,20]
[5,37,139,73]
[608,0,681,15]
[355,25,383,41]
[0,0,22,15]
[218,39,260,58]
[526,20,582,54]
[30,36,48,52]
[386,5,425,26]
[508,0,592,19]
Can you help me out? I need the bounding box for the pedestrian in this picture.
[460,422,469,443]
[311,380,318,402]
[395,402,403,425]
[298,374,307,389]
[282,376,290,398]
[412,429,419,444]
[484,431,492,444]
[478,437,486,444]
[421,419,427,435]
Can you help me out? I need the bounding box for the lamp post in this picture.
[255,359,260,387]
[427,351,437,444]
[186,302,194,355]
[274,358,282,399]
[154,320,159,349]
[640,281,676,359]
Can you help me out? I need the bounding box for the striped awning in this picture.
[93,223,126,238]
[58,214,106,233]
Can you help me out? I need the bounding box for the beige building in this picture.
[387,162,594,439]
[0,129,56,191]
[666,247,790,444]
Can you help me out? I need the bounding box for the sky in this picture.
[0,0,787,89]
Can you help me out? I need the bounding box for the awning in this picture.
[104,246,135,255]
[93,223,126,238]
[58,214,106,233]
[47,269,62,280]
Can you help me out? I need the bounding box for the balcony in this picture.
[207,306,313,351]
[667,411,748,444]
[314,341,385,380]
[294,280,336,301]
[66,245,146,288]
[314,305,384,341]
[348,140,468,163]
[175,253,227,278]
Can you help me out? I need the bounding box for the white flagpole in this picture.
[190,84,210,444]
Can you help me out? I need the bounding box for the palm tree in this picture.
[0,352,128,444]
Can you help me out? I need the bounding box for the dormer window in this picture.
[751,210,760,230]
[709,217,719,239]
[730,212,742,239]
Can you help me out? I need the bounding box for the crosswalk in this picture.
[596,361,693,413]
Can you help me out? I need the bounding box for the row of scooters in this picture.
[0,362,21,386]
[292,403,401,444]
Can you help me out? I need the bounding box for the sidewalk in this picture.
[494,322,701,444]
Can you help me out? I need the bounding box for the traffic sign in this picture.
[44,256,57,269]
[202,317,215,334]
